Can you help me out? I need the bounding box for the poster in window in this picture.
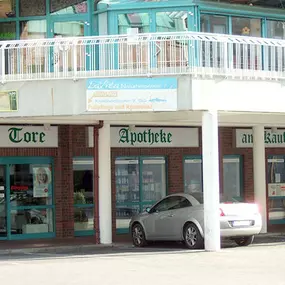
[33,166,51,198]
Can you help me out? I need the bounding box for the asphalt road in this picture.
[0,242,284,285]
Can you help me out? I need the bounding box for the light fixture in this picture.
[271,127,278,133]
[128,125,136,132]
[44,124,51,131]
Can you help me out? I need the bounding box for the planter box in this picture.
[22,224,49,234]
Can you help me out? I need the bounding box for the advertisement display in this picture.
[86,77,178,112]
[33,166,52,198]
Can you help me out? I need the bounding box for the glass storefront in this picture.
[115,156,167,233]
[184,155,242,200]
[0,157,54,240]
[267,156,285,225]
[73,157,94,236]
[0,0,89,40]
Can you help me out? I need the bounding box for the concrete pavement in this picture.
[0,241,285,285]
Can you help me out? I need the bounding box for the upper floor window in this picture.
[156,11,188,33]
[50,0,87,15]
[201,14,228,34]
[118,13,150,34]
[202,0,285,9]
[232,17,261,37]
[267,20,285,39]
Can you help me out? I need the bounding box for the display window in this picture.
[115,156,167,233]
[73,157,94,236]
[0,157,55,240]
[183,155,243,200]
[267,155,285,225]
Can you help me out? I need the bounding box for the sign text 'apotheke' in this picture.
[8,127,46,144]
[119,128,172,146]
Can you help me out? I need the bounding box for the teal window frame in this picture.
[183,154,244,201]
[0,0,93,40]
[0,156,55,241]
[267,155,285,225]
[73,156,95,237]
[115,155,168,234]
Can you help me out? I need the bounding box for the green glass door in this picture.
[50,19,87,73]
[0,165,7,240]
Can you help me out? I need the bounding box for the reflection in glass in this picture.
[73,157,94,232]
[73,157,94,204]
[142,158,166,202]
[0,22,16,40]
[223,157,241,199]
[116,159,139,203]
[118,13,150,34]
[232,17,261,37]
[116,205,139,231]
[0,0,15,18]
[0,166,7,238]
[156,11,188,32]
[267,156,285,223]
[50,0,87,14]
[200,14,228,34]
[267,20,285,39]
[10,208,53,235]
[10,164,52,207]
[184,159,203,194]
[19,0,46,17]
[199,0,285,9]
[54,21,84,37]
[74,207,94,231]
[20,20,47,40]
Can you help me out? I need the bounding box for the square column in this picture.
[253,125,267,233]
[202,110,221,251]
[99,123,112,244]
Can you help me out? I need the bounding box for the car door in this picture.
[143,197,173,240]
[152,196,188,240]
[168,196,193,239]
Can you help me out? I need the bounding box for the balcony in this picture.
[1,31,285,83]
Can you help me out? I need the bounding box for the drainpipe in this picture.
[94,120,104,244]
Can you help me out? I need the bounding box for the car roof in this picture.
[165,193,193,199]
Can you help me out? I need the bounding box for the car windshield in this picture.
[190,192,239,204]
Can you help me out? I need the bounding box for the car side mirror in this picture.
[145,207,151,213]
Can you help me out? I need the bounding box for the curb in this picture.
[0,243,119,255]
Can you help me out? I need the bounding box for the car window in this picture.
[168,196,192,210]
[150,196,191,213]
[150,197,172,213]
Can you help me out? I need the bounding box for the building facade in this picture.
[0,124,284,242]
[1,0,285,249]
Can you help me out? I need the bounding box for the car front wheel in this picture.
[131,223,147,247]
[183,223,204,250]
[234,235,254,247]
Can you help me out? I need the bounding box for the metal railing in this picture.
[1,31,285,82]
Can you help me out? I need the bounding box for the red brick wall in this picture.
[13,125,283,241]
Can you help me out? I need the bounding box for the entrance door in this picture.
[0,165,7,239]
[50,19,87,73]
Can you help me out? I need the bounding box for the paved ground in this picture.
[0,240,284,285]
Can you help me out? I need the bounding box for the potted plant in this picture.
[74,191,89,231]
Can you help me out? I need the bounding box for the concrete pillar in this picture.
[99,123,112,244]
[202,110,221,251]
[253,125,267,233]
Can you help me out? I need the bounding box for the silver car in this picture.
[130,193,262,249]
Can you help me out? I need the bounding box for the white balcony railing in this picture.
[1,31,285,82]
